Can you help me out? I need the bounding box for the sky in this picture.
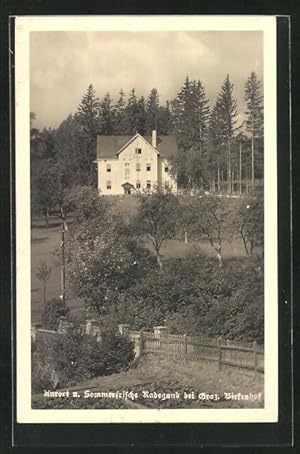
[30,31,263,130]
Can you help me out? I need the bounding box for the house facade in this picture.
[96,131,177,195]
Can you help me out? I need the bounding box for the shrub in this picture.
[41,298,70,330]
[35,324,135,387]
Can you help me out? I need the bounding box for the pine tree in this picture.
[158,101,172,135]
[208,103,225,192]
[146,88,160,133]
[113,89,127,134]
[74,84,101,182]
[124,88,139,135]
[100,92,114,135]
[136,96,147,135]
[192,80,210,154]
[215,75,238,193]
[75,84,101,137]
[172,76,195,151]
[244,72,264,191]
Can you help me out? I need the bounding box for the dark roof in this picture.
[97,134,177,160]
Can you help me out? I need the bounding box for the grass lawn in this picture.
[32,354,264,409]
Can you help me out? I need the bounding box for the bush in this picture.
[35,324,135,387]
[41,298,70,330]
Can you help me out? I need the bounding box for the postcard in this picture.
[15,15,278,424]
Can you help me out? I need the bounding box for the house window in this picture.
[136,181,141,189]
[136,163,141,172]
[146,180,151,189]
[106,163,111,172]
[106,180,112,190]
[164,165,169,173]
[135,148,142,155]
[146,163,151,172]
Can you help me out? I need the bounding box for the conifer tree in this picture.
[124,88,139,135]
[100,92,114,135]
[136,96,147,135]
[158,101,172,135]
[146,88,160,133]
[215,75,238,193]
[113,89,127,134]
[74,84,101,182]
[244,72,264,191]
[172,76,195,151]
[75,84,101,137]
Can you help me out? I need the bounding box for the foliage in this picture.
[134,187,180,269]
[189,194,236,266]
[34,324,135,388]
[36,262,52,304]
[232,191,264,256]
[171,77,210,187]
[66,203,151,316]
[41,298,70,330]
[244,72,264,182]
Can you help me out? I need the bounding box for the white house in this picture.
[96,131,177,195]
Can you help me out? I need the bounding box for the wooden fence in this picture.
[127,327,264,375]
[31,320,264,375]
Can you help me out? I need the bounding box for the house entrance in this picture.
[122,182,134,195]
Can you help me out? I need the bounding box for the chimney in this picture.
[152,130,157,149]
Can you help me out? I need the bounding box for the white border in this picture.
[15,15,277,424]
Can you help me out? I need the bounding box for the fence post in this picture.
[217,339,222,370]
[253,341,258,378]
[118,323,130,336]
[183,334,188,364]
[153,326,168,354]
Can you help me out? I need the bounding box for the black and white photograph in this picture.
[15,15,278,424]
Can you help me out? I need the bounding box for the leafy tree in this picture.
[178,195,198,243]
[35,324,135,387]
[31,158,58,225]
[41,297,70,330]
[191,194,234,267]
[232,191,264,257]
[134,187,180,269]
[244,72,264,190]
[66,200,150,316]
[53,115,92,185]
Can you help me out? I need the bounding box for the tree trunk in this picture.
[217,252,224,267]
[45,210,49,227]
[227,139,231,194]
[239,142,242,196]
[156,250,163,270]
[251,126,255,193]
[184,230,188,244]
[217,161,220,193]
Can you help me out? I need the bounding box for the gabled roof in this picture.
[97,134,177,160]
